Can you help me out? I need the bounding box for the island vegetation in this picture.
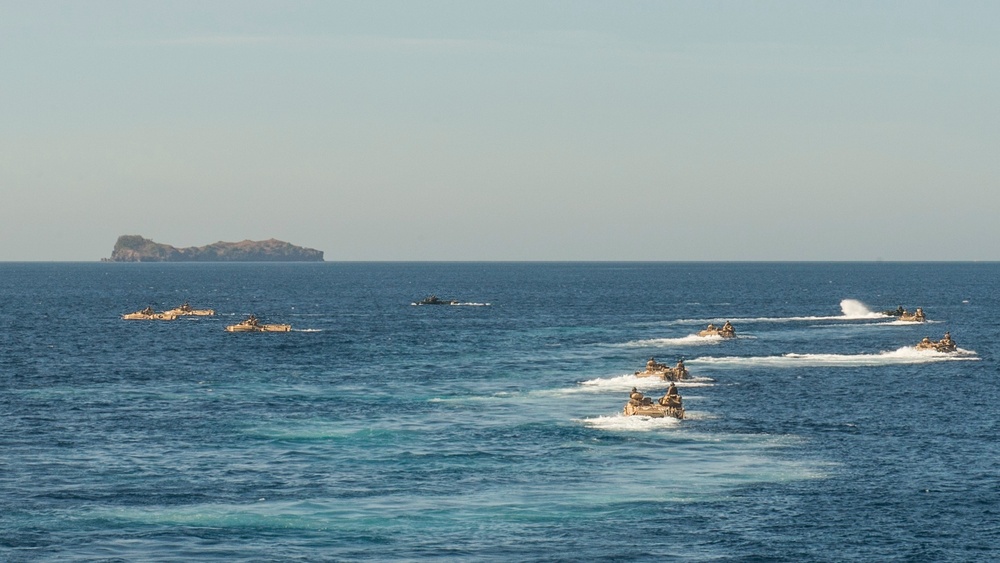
[105,235,324,262]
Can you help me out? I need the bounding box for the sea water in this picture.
[1,262,998,561]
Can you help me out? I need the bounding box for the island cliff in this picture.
[106,235,324,262]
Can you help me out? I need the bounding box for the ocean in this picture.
[1,262,997,561]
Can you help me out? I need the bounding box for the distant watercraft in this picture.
[225,315,291,332]
[163,302,215,316]
[122,306,177,321]
[697,321,736,338]
[634,358,689,381]
[883,306,926,322]
[413,295,460,306]
[915,332,957,353]
[622,386,684,419]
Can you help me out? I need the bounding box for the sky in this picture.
[2,1,998,261]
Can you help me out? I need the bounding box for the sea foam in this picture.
[577,414,682,431]
[624,334,726,347]
[689,346,978,368]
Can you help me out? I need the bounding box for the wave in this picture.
[726,299,886,322]
[577,414,682,431]
[657,299,892,325]
[572,374,714,394]
[821,319,940,328]
[623,334,730,347]
[626,300,896,346]
[838,299,886,319]
[689,346,978,368]
[83,501,347,531]
[293,328,323,332]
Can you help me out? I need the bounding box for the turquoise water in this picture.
[1,262,997,561]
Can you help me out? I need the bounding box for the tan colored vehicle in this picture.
[225,315,292,333]
[623,402,685,419]
[622,386,685,419]
[163,302,215,316]
[635,358,689,381]
[884,306,926,322]
[698,321,736,338]
[916,332,957,353]
[899,308,927,322]
[122,307,178,321]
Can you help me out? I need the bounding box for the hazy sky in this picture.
[2,1,998,261]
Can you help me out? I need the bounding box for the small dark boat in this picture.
[413,295,460,306]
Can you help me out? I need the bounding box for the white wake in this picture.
[727,299,887,322]
[624,334,729,347]
[689,346,978,368]
[578,414,681,431]
[659,299,891,325]
[576,374,715,393]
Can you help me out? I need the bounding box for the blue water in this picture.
[1,262,998,561]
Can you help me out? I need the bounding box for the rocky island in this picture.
[105,235,324,262]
